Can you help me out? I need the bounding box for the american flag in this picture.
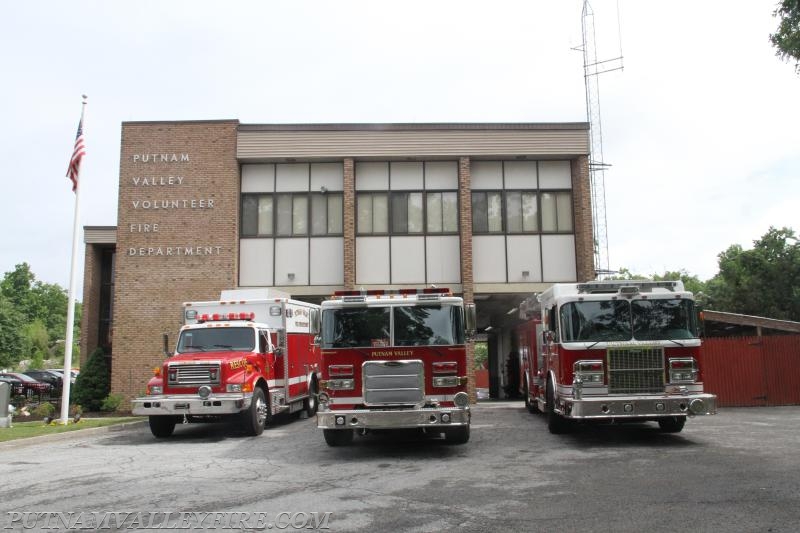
[67,117,85,192]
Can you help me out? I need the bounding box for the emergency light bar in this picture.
[331,287,452,300]
[196,312,256,323]
[577,281,679,294]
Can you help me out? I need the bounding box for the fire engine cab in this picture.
[315,288,476,446]
[517,280,717,433]
[132,289,321,438]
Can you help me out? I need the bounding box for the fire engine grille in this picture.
[607,347,664,394]
[363,360,424,406]
[168,364,221,386]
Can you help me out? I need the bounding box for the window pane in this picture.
[427,193,442,233]
[488,192,503,232]
[541,192,557,232]
[258,196,273,235]
[472,193,488,233]
[357,194,372,233]
[373,194,388,233]
[293,195,308,235]
[506,192,522,232]
[522,192,538,232]
[442,192,458,232]
[276,194,292,236]
[327,194,343,234]
[556,192,573,231]
[408,192,423,233]
[391,193,408,233]
[311,194,327,235]
[242,196,258,236]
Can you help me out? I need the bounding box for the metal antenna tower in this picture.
[579,0,623,277]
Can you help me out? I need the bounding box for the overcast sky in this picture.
[1,1,798,296]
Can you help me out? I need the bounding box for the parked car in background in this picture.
[0,372,52,397]
[0,374,26,396]
[23,370,63,390]
[47,368,79,383]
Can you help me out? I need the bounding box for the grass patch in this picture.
[0,417,144,443]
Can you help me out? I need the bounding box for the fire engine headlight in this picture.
[147,385,163,395]
[454,392,469,408]
[326,379,354,391]
[575,372,603,384]
[433,376,459,388]
[198,386,212,399]
[226,384,243,393]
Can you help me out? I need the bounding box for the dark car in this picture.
[23,370,63,390]
[0,372,52,397]
[0,374,26,396]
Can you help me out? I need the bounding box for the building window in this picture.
[471,191,503,233]
[391,192,424,234]
[426,192,458,233]
[506,191,539,233]
[311,193,343,235]
[241,194,274,237]
[357,193,388,234]
[541,191,573,232]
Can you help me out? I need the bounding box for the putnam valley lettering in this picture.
[132,176,185,186]
[132,153,190,163]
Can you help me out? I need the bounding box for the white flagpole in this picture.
[59,95,87,425]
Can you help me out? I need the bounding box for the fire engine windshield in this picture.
[559,298,699,342]
[632,299,698,340]
[322,305,464,348]
[177,327,256,353]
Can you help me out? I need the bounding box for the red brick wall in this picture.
[112,120,239,403]
[571,155,595,281]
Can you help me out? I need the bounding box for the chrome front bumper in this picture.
[558,393,717,420]
[317,406,470,430]
[131,393,252,416]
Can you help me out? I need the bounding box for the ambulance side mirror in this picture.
[465,303,477,339]
[162,333,173,357]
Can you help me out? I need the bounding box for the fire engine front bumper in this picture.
[131,393,252,416]
[559,393,717,420]
[316,407,470,430]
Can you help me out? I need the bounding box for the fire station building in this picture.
[80,121,594,403]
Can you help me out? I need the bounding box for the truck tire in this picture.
[658,416,686,433]
[241,387,268,436]
[546,380,570,434]
[443,425,470,444]
[303,379,318,417]
[149,416,176,438]
[323,429,354,447]
[524,380,540,414]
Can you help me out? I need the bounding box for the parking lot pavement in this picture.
[1,403,799,532]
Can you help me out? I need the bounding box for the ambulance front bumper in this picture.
[559,393,717,420]
[131,393,252,416]
[317,406,470,430]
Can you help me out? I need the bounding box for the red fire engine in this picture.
[315,288,476,446]
[132,289,321,438]
[517,280,716,433]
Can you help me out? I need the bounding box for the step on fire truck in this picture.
[517,280,717,434]
[132,289,322,438]
[315,288,476,446]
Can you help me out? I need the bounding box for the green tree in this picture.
[770,0,800,73]
[72,347,110,411]
[22,320,49,369]
[0,295,25,368]
[706,227,800,320]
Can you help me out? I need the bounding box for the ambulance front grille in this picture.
[168,364,221,386]
[363,360,424,406]
[607,347,664,394]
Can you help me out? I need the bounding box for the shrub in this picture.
[72,348,110,412]
[100,393,124,412]
[32,401,56,418]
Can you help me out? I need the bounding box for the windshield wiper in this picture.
[665,339,685,347]
[182,345,206,352]
[213,344,234,350]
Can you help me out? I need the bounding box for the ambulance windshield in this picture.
[177,327,256,353]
